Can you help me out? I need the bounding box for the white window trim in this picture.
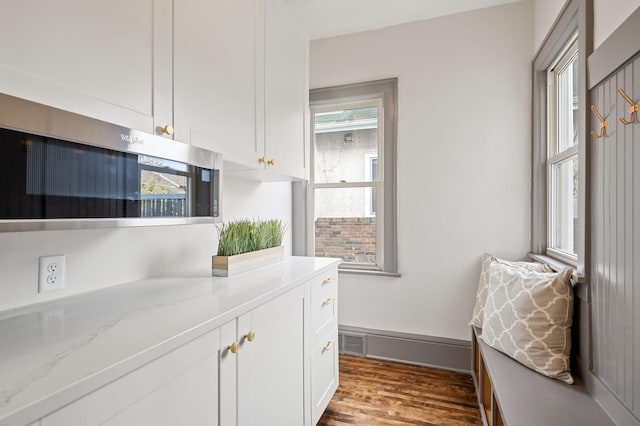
[308,99,384,271]
[546,37,579,265]
[364,152,378,218]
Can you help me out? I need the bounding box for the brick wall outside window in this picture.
[315,217,376,263]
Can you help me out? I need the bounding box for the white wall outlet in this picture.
[38,255,66,293]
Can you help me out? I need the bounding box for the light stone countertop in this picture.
[0,256,339,426]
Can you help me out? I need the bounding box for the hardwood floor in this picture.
[317,355,482,426]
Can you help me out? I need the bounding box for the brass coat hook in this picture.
[591,105,607,139]
[617,87,638,125]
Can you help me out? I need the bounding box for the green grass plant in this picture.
[216,219,287,256]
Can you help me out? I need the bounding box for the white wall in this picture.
[311,1,534,341]
[222,176,293,248]
[534,0,564,51]
[0,175,291,312]
[535,0,640,51]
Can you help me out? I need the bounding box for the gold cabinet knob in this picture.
[322,339,336,352]
[244,331,256,342]
[228,342,239,354]
[161,124,174,136]
[258,156,266,164]
[322,277,335,286]
[267,158,275,166]
[322,297,335,306]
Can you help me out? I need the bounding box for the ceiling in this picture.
[284,0,524,40]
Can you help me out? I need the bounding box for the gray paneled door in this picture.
[590,51,640,419]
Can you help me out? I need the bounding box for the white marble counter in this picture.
[0,256,339,426]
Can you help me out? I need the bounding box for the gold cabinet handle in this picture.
[243,331,256,342]
[322,339,336,352]
[228,342,239,354]
[322,277,335,286]
[267,158,275,166]
[322,297,335,306]
[258,156,266,164]
[161,124,174,136]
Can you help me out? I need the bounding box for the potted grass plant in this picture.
[212,219,287,276]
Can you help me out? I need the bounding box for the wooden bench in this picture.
[471,327,614,426]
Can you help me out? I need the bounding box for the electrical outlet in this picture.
[38,255,66,293]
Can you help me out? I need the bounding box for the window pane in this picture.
[551,155,578,255]
[557,52,578,153]
[314,187,377,266]
[313,106,379,184]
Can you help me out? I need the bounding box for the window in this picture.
[547,37,578,262]
[306,79,397,274]
[532,0,591,275]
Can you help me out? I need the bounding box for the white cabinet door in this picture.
[0,0,155,133]
[263,0,307,179]
[239,286,305,426]
[219,286,306,426]
[173,0,258,159]
[41,329,220,426]
[311,329,339,425]
[219,319,239,426]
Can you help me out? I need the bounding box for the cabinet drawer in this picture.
[311,285,337,343]
[310,269,338,302]
[311,328,339,425]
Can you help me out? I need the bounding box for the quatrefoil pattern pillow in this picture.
[481,262,574,384]
[469,254,553,329]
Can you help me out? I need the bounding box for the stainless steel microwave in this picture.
[0,93,222,232]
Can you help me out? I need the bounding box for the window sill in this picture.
[528,252,586,284]
[338,268,402,278]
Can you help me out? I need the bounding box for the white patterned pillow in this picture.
[481,262,574,383]
[469,254,553,329]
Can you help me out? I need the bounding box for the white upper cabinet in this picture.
[0,0,308,179]
[225,0,309,180]
[172,0,257,158]
[0,0,155,132]
[262,0,308,179]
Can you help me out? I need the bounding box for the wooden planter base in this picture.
[212,246,284,277]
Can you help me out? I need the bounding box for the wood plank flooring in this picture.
[317,355,482,426]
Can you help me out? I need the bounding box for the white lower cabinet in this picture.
[221,285,306,426]
[309,271,339,424]
[34,263,339,426]
[41,329,220,426]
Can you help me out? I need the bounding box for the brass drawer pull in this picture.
[322,297,335,306]
[322,339,336,352]
[322,277,335,286]
[228,342,239,354]
[243,331,256,342]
